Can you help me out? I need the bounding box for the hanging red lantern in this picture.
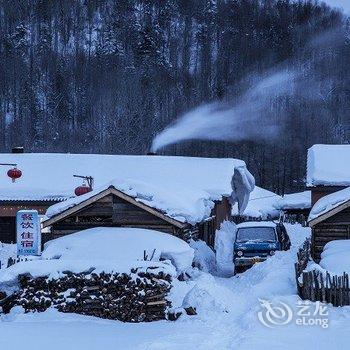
[74,184,91,196]
[7,167,22,182]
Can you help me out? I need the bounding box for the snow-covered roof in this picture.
[0,153,253,224]
[232,186,281,219]
[308,187,350,224]
[307,144,350,187]
[276,191,311,210]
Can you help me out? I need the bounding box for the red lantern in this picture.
[74,184,91,196]
[7,167,22,182]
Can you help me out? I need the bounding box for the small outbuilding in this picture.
[309,187,350,262]
[276,191,311,225]
[231,186,281,223]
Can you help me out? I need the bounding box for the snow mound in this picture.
[319,240,350,275]
[0,228,194,284]
[190,239,216,273]
[214,221,236,277]
[308,187,350,222]
[307,144,350,187]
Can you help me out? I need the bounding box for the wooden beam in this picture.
[43,188,112,227]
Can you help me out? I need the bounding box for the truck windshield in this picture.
[236,227,276,243]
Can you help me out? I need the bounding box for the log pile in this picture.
[1,268,173,322]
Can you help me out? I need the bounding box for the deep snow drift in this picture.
[1,224,350,350]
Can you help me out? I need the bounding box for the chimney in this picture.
[12,147,24,154]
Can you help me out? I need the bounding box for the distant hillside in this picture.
[0,0,349,193]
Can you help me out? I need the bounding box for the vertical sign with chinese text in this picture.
[16,210,41,256]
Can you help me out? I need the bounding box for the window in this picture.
[236,227,276,243]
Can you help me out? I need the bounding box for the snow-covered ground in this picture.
[1,224,350,350]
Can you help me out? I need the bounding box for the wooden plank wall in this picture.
[213,197,231,226]
[312,207,350,262]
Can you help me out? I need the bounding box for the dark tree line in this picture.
[0,0,349,193]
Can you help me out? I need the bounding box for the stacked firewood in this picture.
[1,268,172,322]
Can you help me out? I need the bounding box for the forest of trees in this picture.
[0,0,349,193]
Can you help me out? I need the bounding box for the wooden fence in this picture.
[295,239,350,306]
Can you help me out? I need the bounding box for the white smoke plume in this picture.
[151,70,296,152]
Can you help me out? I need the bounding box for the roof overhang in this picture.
[309,199,350,227]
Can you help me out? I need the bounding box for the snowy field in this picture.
[1,224,350,350]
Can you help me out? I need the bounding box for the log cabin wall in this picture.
[311,207,350,262]
[0,217,16,243]
[0,200,58,243]
[213,197,232,226]
[310,186,346,206]
[45,194,185,244]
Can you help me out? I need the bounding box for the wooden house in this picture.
[277,191,311,225]
[42,185,231,247]
[309,188,350,262]
[307,144,350,261]
[0,152,254,246]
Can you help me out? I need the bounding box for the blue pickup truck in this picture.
[234,221,290,273]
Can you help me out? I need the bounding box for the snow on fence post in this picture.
[295,239,350,306]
